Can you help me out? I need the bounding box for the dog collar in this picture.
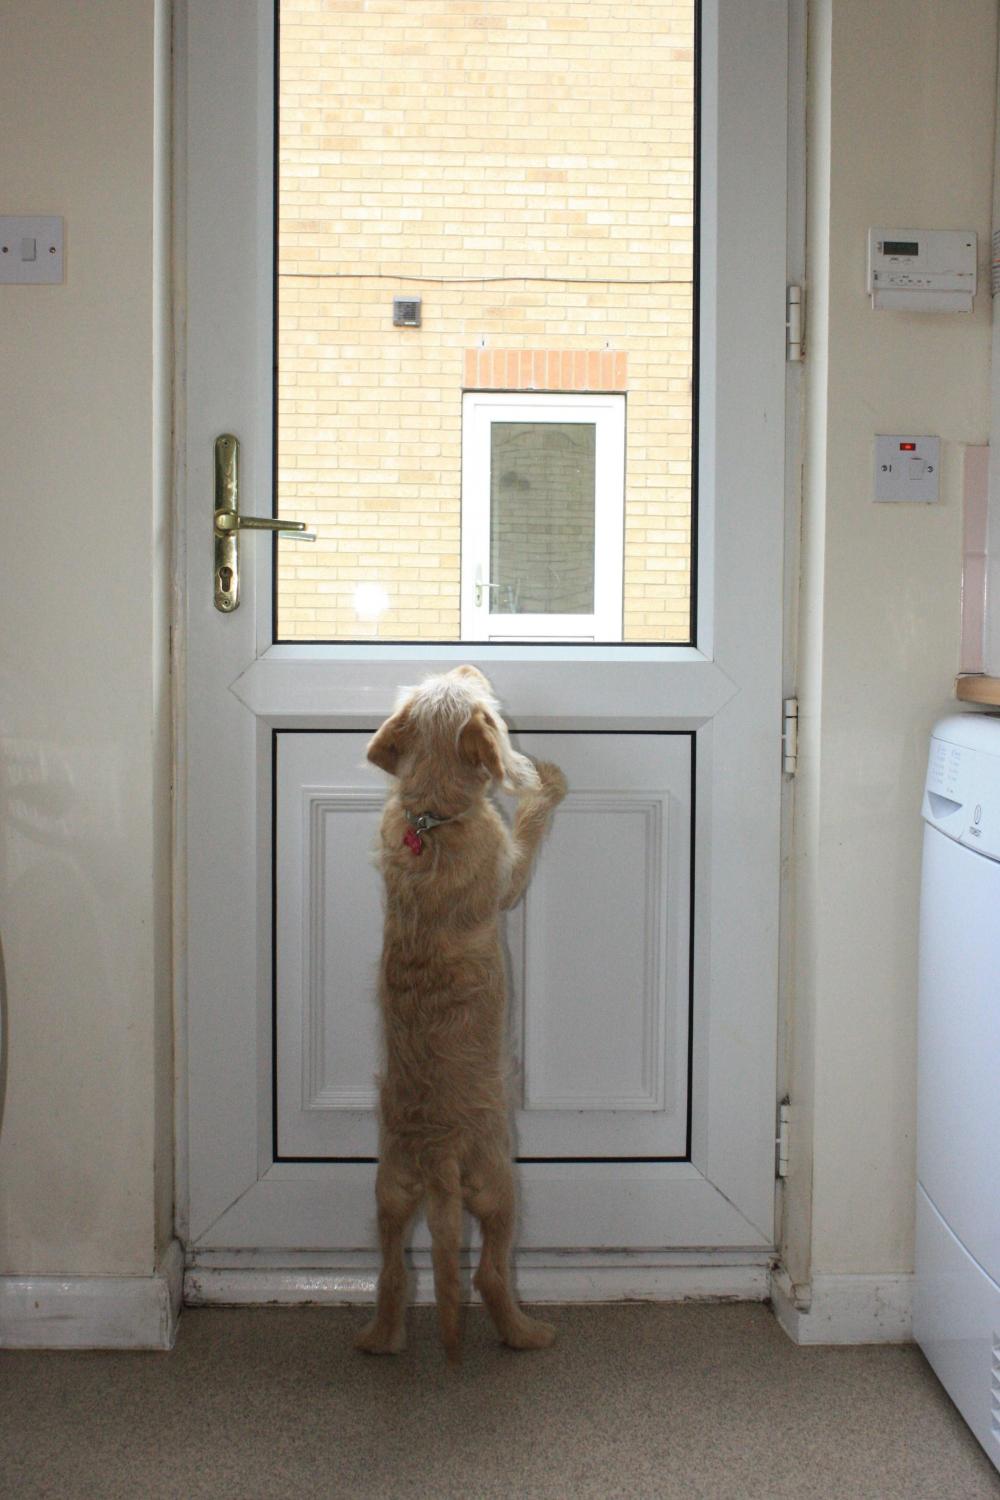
[402,807,459,855]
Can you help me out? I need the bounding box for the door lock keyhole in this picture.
[219,566,233,592]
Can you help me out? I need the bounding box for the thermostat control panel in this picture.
[867,229,976,311]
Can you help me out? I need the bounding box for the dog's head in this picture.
[366,666,540,797]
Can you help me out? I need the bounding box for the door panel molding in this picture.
[304,791,383,1114]
[275,731,692,1170]
[522,793,667,1113]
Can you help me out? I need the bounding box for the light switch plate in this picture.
[0,216,64,284]
[874,434,940,502]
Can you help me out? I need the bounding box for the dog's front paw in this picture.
[532,761,567,806]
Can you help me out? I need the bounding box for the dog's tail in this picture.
[425,1155,464,1364]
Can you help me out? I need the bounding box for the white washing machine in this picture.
[917,713,1000,1474]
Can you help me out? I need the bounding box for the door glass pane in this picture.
[489,423,596,616]
[275,0,696,643]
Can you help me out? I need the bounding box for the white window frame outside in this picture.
[460,391,626,641]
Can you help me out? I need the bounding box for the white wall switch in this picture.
[874,434,940,502]
[0,216,64,284]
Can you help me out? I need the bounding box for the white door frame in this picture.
[175,0,793,1287]
[460,391,626,641]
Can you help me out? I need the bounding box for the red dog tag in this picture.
[403,827,424,855]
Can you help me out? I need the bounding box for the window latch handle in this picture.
[475,578,503,607]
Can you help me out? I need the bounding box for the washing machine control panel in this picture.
[924,725,1000,863]
[926,737,969,803]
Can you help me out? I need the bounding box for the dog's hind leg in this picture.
[355,1154,422,1355]
[467,1161,556,1351]
[426,1158,465,1364]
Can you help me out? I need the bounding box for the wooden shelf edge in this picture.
[955,674,1000,707]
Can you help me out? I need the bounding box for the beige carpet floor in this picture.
[3,1302,999,1499]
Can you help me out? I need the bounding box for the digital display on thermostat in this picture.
[882,240,919,256]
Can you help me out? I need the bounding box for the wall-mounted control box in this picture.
[874,434,940,502]
[867,229,976,311]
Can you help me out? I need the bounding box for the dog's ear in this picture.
[452,663,491,690]
[367,708,411,776]
[458,708,506,782]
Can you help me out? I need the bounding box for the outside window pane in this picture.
[489,423,596,616]
[276,0,696,643]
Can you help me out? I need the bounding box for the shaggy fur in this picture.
[355,665,567,1363]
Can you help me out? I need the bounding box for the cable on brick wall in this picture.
[281,271,691,286]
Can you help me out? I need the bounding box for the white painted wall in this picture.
[988,46,1000,677]
[785,0,997,1292]
[0,0,172,1278]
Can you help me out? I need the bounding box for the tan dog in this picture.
[355,665,566,1363]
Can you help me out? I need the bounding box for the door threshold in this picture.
[184,1249,775,1307]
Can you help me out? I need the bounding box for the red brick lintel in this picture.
[464,349,628,391]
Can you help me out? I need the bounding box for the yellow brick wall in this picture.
[277,0,695,641]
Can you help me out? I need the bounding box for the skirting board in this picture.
[0,1252,914,1346]
[770,1266,914,1345]
[185,1256,772,1307]
[0,1239,184,1351]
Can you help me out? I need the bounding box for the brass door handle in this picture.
[213,433,315,612]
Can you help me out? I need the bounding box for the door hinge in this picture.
[782,697,799,775]
[786,284,804,361]
[776,1097,791,1179]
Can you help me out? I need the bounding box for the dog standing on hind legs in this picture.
[355,665,567,1363]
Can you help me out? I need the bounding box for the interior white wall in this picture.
[785,0,997,1292]
[0,0,995,1309]
[0,0,172,1277]
[988,29,1000,676]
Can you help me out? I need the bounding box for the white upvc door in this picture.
[178,0,790,1272]
[460,392,627,642]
